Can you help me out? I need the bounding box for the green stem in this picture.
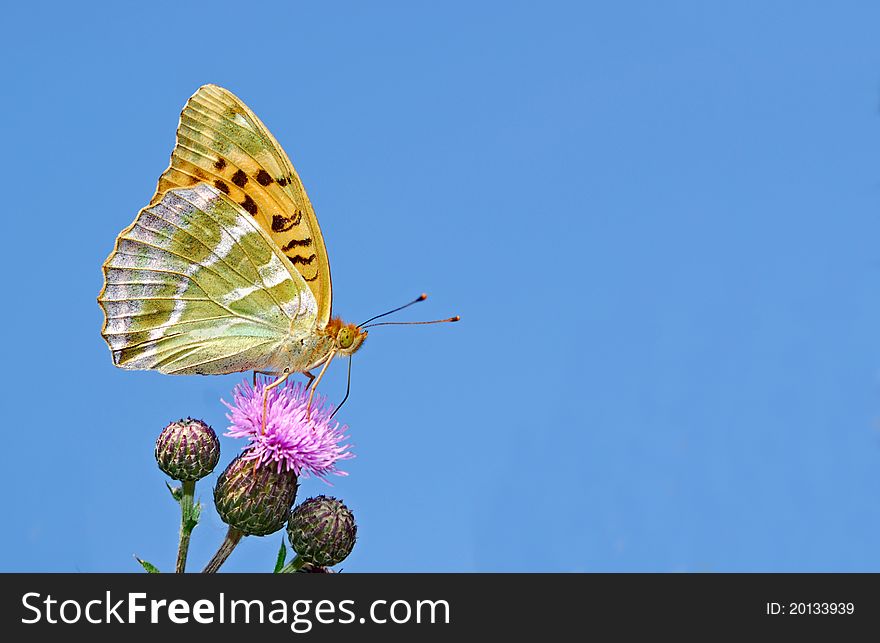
[202,526,244,573]
[279,555,306,573]
[175,480,197,573]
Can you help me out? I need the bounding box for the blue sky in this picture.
[3,1,880,572]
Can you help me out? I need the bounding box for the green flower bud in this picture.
[287,496,357,567]
[214,453,299,536]
[155,418,220,482]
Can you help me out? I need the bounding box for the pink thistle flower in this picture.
[223,379,354,482]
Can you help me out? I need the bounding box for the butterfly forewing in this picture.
[99,183,318,375]
[150,84,332,325]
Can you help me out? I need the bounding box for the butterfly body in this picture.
[99,86,367,383]
[260,318,367,377]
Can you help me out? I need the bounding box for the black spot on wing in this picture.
[256,169,273,186]
[271,210,303,232]
[289,253,316,265]
[213,179,230,194]
[231,169,248,188]
[282,237,312,251]
[213,158,227,170]
[241,195,258,215]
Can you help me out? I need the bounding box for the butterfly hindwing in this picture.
[99,183,318,375]
[150,84,332,325]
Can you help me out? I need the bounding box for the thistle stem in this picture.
[203,526,244,573]
[175,480,197,573]
[279,555,306,573]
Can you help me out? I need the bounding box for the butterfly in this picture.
[98,85,456,416]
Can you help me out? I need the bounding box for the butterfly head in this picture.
[327,318,367,356]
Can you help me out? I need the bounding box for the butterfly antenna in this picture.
[330,356,353,420]
[358,293,428,327]
[361,316,460,329]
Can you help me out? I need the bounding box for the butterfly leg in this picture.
[306,351,336,422]
[303,371,316,391]
[253,370,276,387]
[261,370,291,434]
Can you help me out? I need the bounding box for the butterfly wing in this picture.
[150,84,332,326]
[99,183,317,375]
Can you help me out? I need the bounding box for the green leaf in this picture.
[181,500,202,532]
[135,556,161,573]
[165,481,183,502]
[190,501,202,524]
[273,539,287,573]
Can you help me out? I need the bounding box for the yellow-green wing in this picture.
[150,84,332,326]
[99,183,317,375]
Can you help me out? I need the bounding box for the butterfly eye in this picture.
[338,327,354,349]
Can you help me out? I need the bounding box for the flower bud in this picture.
[214,453,299,536]
[287,496,356,567]
[155,418,220,481]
